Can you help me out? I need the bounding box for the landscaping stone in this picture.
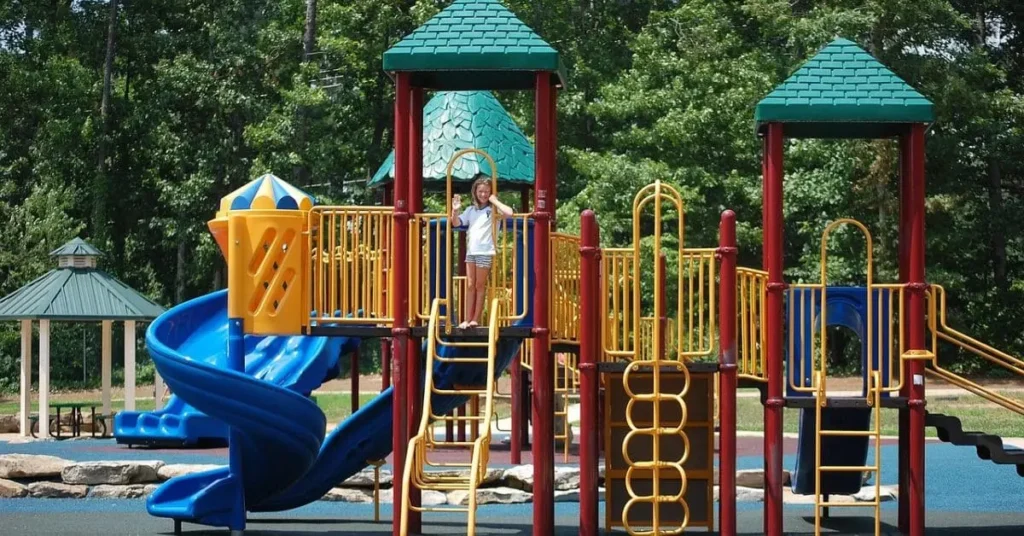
[734,468,791,489]
[341,466,393,488]
[378,488,446,506]
[62,460,164,485]
[554,489,579,502]
[0,414,19,433]
[447,487,532,506]
[418,467,504,486]
[157,464,223,481]
[88,484,150,499]
[0,454,71,479]
[736,486,765,502]
[0,478,28,498]
[322,487,374,503]
[503,465,579,491]
[27,482,88,499]
[853,485,896,502]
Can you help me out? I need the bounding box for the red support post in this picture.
[906,123,927,536]
[762,122,785,536]
[351,347,360,413]
[579,209,601,536]
[405,85,424,534]
[898,132,911,533]
[532,72,556,535]
[717,210,738,536]
[390,72,411,536]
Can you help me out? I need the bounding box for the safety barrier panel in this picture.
[307,206,393,327]
[736,267,768,382]
[551,232,582,345]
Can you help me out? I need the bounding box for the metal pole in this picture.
[390,71,411,536]
[531,71,556,534]
[579,209,600,536]
[907,123,927,536]
[406,84,424,534]
[763,122,785,536]
[717,210,738,536]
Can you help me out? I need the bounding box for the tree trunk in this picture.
[94,0,119,243]
[989,158,1007,289]
[293,0,317,188]
[175,240,187,304]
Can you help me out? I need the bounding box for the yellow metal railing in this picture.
[926,285,1024,415]
[307,206,392,325]
[812,370,884,535]
[602,248,638,361]
[737,267,768,381]
[552,232,582,345]
[410,147,531,330]
[400,297,502,536]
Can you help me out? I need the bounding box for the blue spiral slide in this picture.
[144,289,524,531]
[114,291,356,447]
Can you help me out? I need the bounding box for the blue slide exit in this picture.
[113,290,358,447]
[145,289,524,527]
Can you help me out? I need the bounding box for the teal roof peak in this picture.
[50,238,102,258]
[755,37,935,138]
[383,0,566,90]
[370,91,534,189]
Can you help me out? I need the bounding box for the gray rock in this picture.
[554,489,579,502]
[157,464,223,481]
[87,484,150,499]
[0,478,28,498]
[0,454,71,479]
[416,468,503,487]
[0,414,19,433]
[378,488,446,506]
[27,482,88,498]
[341,466,393,488]
[502,465,579,491]
[734,468,791,489]
[853,485,896,502]
[447,487,532,506]
[62,460,164,485]
[736,486,765,502]
[322,488,374,503]
[144,484,160,496]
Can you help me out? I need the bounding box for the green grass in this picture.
[0,391,513,427]
[734,392,1024,438]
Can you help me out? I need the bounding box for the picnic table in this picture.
[30,402,111,440]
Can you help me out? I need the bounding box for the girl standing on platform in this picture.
[451,175,514,329]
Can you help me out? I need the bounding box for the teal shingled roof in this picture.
[0,239,166,321]
[382,0,566,90]
[370,91,534,189]
[755,38,934,138]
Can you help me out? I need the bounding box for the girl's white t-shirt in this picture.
[460,204,495,256]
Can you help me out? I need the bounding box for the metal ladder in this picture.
[813,371,884,535]
[400,298,500,536]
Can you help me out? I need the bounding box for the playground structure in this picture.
[134,3,1024,536]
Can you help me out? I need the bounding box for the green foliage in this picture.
[0,0,1022,394]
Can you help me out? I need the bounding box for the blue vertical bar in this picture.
[227,317,245,531]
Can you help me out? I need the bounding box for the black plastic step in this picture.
[926,411,1024,478]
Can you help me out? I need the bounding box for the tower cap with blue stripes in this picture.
[218,173,316,216]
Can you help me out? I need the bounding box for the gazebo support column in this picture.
[39,320,51,438]
[124,320,137,411]
[154,373,166,410]
[19,320,32,437]
[102,320,113,415]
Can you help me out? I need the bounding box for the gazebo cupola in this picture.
[52,237,102,269]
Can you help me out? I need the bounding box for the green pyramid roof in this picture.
[755,38,934,138]
[50,237,102,257]
[383,0,566,90]
[370,91,534,190]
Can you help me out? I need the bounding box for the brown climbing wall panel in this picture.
[603,364,716,532]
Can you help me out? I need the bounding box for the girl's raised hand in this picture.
[452,194,462,211]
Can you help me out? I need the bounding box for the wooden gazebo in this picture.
[0,238,166,437]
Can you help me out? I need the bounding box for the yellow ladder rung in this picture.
[818,465,878,472]
[409,505,471,514]
[819,429,878,437]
